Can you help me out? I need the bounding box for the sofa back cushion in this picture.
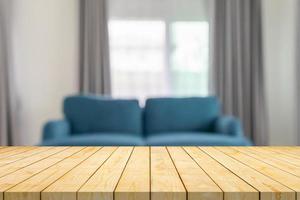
[144,97,220,135]
[64,95,142,136]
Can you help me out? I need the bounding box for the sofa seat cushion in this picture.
[41,133,145,146]
[146,132,251,146]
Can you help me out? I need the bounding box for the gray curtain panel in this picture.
[297,0,300,145]
[0,1,14,145]
[211,0,267,145]
[80,0,111,95]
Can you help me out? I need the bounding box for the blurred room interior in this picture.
[0,0,299,146]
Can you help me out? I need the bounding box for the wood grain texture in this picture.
[235,147,300,177]
[78,147,133,200]
[0,147,61,178]
[5,147,86,200]
[150,147,186,200]
[261,147,300,163]
[271,147,300,158]
[0,147,47,167]
[0,147,36,159]
[184,147,258,200]
[167,147,222,200]
[0,147,69,200]
[0,146,299,200]
[42,147,116,200]
[200,147,295,200]
[219,147,300,200]
[115,147,150,200]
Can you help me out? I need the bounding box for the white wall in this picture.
[10,0,79,145]
[262,0,298,145]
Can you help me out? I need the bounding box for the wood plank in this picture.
[5,147,92,200]
[240,147,300,164]
[200,147,295,200]
[184,147,258,200]
[0,147,30,155]
[0,146,37,160]
[0,147,50,167]
[114,147,150,200]
[262,147,300,160]
[218,147,300,200]
[0,147,60,178]
[0,147,71,200]
[41,147,116,200]
[235,147,300,177]
[251,147,300,167]
[283,147,300,158]
[150,147,186,200]
[279,147,300,157]
[167,147,222,200]
[78,147,133,200]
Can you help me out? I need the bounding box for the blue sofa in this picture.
[41,95,251,146]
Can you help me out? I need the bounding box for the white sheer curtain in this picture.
[108,0,210,103]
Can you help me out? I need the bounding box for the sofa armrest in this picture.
[215,116,243,137]
[42,119,71,141]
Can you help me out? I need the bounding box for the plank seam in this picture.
[0,147,65,179]
[0,147,49,168]
[181,147,225,196]
[232,147,300,178]
[218,147,299,194]
[265,148,300,161]
[41,147,102,193]
[1,147,84,197]
[209,147,296,199]
[113,147,135,200]
[246,148,300,168]
[76,147,119,200]
[274,148,300,158]
[0,147,74,200]
[0,147,37,160]
[36,147,89,200]
[165,147,188,200]
[197,147,264,199]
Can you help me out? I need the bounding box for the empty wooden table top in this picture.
[0,146,299,200]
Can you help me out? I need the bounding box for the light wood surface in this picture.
[183,147,258,200]
[200,147,295,200]
[0,146,299,200]
[167,147,222,200]
[218,147,300,200]
[150,147,186,200]
[114,147,150,200]
[78,147,133,200]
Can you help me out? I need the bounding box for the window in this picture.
[108,0,210,103]
[170,22,209,96]
[109,20,168,102]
